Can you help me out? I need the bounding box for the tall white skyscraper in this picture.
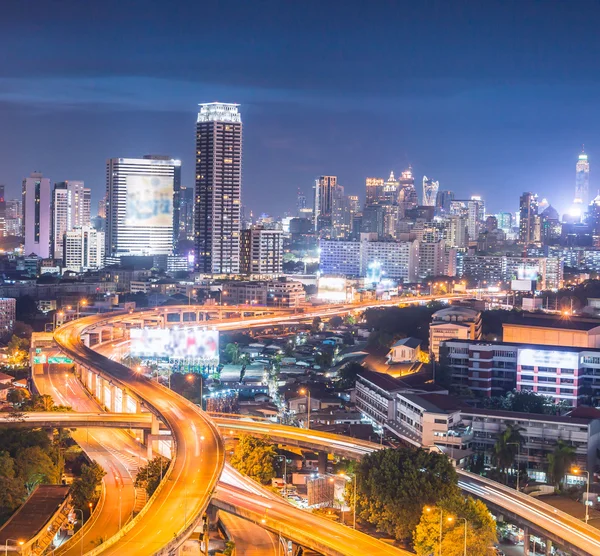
[575,148,590,207]
[422,176,439,206]
[22,172,51,258]
[195,102,242,274]
[106,156,181,264]
[51,181,91,259]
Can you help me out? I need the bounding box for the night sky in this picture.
[2,0,600,217]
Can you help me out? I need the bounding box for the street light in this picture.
[572,467,590,524]
[507,441,522,491]
[448,516,468,556]
[4,539,24,555]
[73,508,85,556]
[339,473,357,529]
[425,506,445,556]
[299,388,310,430]
[276,455,288,495]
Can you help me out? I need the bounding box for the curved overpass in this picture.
[52,314,225,556]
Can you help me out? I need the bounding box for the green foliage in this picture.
[328,315,343,328]
[343,313,356,325]
[492,423,524,481]
[21,394,72,412]
[224,343,241,364]
[223,541,235,556]
[353,447,459,541]
[483,389,562,415]
[314,349,333,368]
[70,461,106,509]
[230,434,277,484]
[413,497,497,556]
[0,476,27,524]
[547,440,577,488]
[337,361,364,389]
[134,456,170,497]
[16,446,60,493]
[6,388,27,405]
[6,335,29,366]
[15,295,40,323]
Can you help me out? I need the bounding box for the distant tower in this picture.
[422,176,439,206]
[296,188,307,215]
[575,147,590,207]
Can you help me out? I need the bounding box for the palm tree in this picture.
[492,422,525,483]
[547,440,577,489]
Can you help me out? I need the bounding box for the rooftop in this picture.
[401,392,462,413]
[461,407,597,425]
[391,337,422,349]
[357,369,404,393]
[503,313,600,332]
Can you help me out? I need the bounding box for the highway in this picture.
[52,315,225,556]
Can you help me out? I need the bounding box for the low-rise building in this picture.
[0,298,16,333]
[429,306,482,359]
[387,337,422,364]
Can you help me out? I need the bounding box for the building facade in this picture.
[240,226,284,276]
[51,181,91,260]
[195,103,242,274]
[22,172,51,258]
[63,227,105,273]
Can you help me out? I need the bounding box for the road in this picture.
[218,512,279,556]
[53,314,225,556]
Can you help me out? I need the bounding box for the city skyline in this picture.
[3,1,600,217]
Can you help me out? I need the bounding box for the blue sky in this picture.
[1,0,600,216]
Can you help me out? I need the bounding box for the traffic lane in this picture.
[219,512,278,556]
[216,484,411,556]
[459,479,600,555]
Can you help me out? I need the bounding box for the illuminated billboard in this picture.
[518,348,578,369]
[511,279,536,292]
[126,175,173,228]
[317,276,348,302]
[130,328,219,363]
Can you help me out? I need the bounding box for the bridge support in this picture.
[545,539,552,555]
[318,451,328,475]
[523,526,530,556]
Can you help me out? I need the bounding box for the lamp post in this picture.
[425,507,445,556]
[299,388,310,429]
[508,441,522,491]
[572,467,590,524]
[277,455,288,495]
[339,473,357,529]
[448,516,468,556]
[73,508,85,556]
[4,539,24,555]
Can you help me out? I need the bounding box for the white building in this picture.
[318,240,361,276]
[51,181,91,260]
[240,226,284,276]
[418,240,446,280]
[63,227,105,273]
[106,155,181,264]
[429,306,482,359]
[22,172,51,258]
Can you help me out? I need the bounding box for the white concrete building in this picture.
[63,227,105,273]
[429,306,482,359]
[51,181,91,260]
[22,172,51,258]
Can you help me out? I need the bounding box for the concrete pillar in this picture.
[545,539,552,556]
[318,451,328,475]
[523,527,530,556]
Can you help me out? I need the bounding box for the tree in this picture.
[224,343,241,365]
[343,313,356,326]
[0,476,27,524]
[547,440,577,489]
[230,434,277,484]
[311,316,323,332]
[16,446,60,493]
[15,296,39,323]
[70,461,106,509]
[22,394,71,412]
[328,315,343,328]
[6,388,26,406]
[414,496,497,556]
[223,541,235,556]
[6,335,28,367]
[353,447,460,541]
[134,456,170,497]
[492,423,524,482]
[337,361,364,389]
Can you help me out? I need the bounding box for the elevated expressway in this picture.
[45,299,600,556]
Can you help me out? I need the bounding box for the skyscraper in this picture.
[51,180,91,260]
[178,186,195,241]
[6,199,22,237]
[422,176,439,206]
[106,156,181,264]
[313,176,337,230]
[0,185,5,238]
[195,102,242,274]
[22,172,51,258]
[365,177,384,206]
[575,148,590,207]
[296,188,307,215]
[519,192,538,244]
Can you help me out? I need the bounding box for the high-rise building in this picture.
[422,176,439,206]
[106,156,181,264]
[519,192,538,244]
[195,102,242,274]
[240,226,283,276]
[331,184,353,239]
[435,190,454,215]
[51,181,91,260]
[98,194,107,218]
[22,172,51,258]
[0,185,5,238]
[63,226,105,272]
[575,148,590,207]
[446,216,469,248]
[381,171,399,204]
[496,212,513,234]
[6,199,22,237]
[365,177,384,206]
[313,176,337,229]
[178,186,195,241]
[297,188,307,215]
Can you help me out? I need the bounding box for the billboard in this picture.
[317,276,348,302]
[511,279,536,292]
[126,175,173,228]
[518,348,578,370]
[130,328,219,362]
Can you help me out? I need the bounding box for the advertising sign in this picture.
[130,328,219,363]
[518,348,578,369]
[126,175,173,228]
[317,276,348,302]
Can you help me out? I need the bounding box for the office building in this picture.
[575,148,590,207]
[331,184,352,239]
[51,181,91,260]
[365,177,384,206]
[98,194,107,218]
[361,204,386,237]
[106,155,181,265]
[313,175,337,230]
[429,306,482,359]
[0,298,15,333]
[519,192,539,244]
[418,240,445,280]
[63,227,105,273]
[0,186,5,238]
[240,226,284,276]
[496,212,513,234]
[435,190,454,215]
[22,172,51,258]
[297,188,307,214]
[6,199,22,237]
[178,186,195,241]
[422,176,439,206]
[195,102,242,274]
[446,216,469,248]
